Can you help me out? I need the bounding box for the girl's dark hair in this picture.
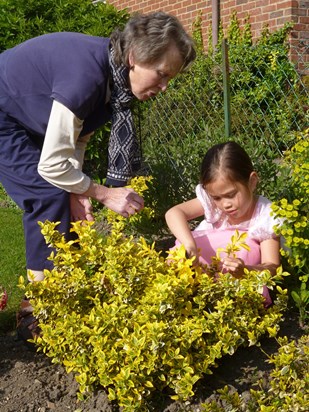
[110,11,196,70]
[200,141,254,187]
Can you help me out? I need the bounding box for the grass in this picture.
[0,206,26,333]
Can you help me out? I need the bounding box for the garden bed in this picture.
[0,306,304,412]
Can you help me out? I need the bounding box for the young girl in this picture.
[165,141,281,283]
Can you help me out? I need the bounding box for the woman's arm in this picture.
[165,198,204,259]
[222,237,281,277]
[39,100,144,219]
[38,100,91,193]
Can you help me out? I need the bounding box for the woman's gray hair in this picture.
[110,11,196,71]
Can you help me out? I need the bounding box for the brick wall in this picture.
[107,0,309,73]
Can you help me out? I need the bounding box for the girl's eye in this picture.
[157,70,167,79]
[211,192,236,201]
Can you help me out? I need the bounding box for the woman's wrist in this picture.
[82,181,109,204]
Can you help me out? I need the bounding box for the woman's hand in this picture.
[70,193,94,221]
[104,187,144,217]
[221,256,245,278]
[82,182,144,218]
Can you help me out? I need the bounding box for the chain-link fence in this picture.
[138,41,309,217]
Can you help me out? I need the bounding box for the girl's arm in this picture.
[253,237,281,274]
[222,237,281,277]
[165,198,205,259]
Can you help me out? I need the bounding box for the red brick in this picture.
[294,22,308,30]
[300,16,309,23]
[250,7,263,17]
[276,1,293,10]
[181,0,192,7]
[276,16,296,25]
[270,10,284,18]
[255,0,271,6]
[263,4,279,13]
[255,13,271,22]
[242,3,256,12]
[222,1,237,11]
[301,29,309,38]
[291,7,309,15]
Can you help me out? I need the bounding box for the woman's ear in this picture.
[128,52,134,69]
[249,172,259,192]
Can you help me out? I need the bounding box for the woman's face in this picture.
[128,44,183,101]
[205,173,258,224]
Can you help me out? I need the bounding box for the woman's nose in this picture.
[158,78,169,92]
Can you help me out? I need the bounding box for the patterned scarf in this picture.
[106,46,141,187]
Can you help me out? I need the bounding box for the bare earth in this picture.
[0,305,304,412]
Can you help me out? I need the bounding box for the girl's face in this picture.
[128,44,183,101]
[205,172,258,224]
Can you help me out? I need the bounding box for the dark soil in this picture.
[0,305,305,412]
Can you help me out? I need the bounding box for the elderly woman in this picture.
[0,11,195,341]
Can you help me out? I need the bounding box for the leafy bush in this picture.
[141,12,308,217]
[201,334,309,412]
[272,129,309,326]
[226,15,305,145]
[0,0,129,51]
[20,177,289,411]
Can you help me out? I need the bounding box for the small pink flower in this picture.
[0,288,8,311]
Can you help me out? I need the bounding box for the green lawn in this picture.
[0,207,26,332]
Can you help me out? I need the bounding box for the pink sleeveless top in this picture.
[172,186,280,307]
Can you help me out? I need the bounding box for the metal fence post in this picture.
[222,38,231,138]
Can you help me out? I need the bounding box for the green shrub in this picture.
[20,178,289,411]
[201,334,309,412]
[141,12,308,217]
[0,0,129,51]
[272,129,309,327]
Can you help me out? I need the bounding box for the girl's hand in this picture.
[185,246,200,266]
[222,256,245,278]
[70,193,94,222]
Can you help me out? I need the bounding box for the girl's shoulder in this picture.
[254,195,272,216]
[249,196,278,241]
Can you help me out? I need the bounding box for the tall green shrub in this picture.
[272,129,309,326]
[142,12,308,218]
[0,0,129,51]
